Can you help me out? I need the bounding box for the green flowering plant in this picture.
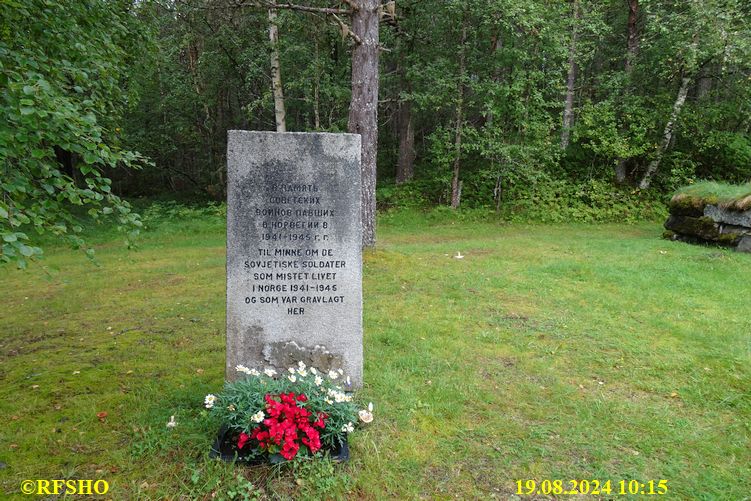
[205,362,373,461]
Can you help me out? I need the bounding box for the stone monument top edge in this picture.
[227,130,361,140]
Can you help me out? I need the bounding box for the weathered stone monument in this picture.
[226,131,363,386]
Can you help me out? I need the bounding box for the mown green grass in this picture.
[1,209,749,500]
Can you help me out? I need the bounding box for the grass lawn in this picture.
[674,181,751,210]
[1,209,749,499]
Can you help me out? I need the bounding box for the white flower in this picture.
[287,374,297,383]
[337,368,344,375]
[310,367,318,375]
[314,376,323,386]
[264,368,277,377]
[251,410,265,423]
[358,403,374,423]
[325,398,333,405]
[326,388,352,403]
[341,422,354,433]
[166,415,177,428]
[288,367,296,374]
[328,370,339,380]
[227,404,236,412]
[297,368,308,377]
[358,410,373,423]
[236,365,260,376]
[204,394,217,409]
[297,361,306,370]
[346,376,351,386]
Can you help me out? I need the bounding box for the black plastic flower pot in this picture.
[209,425,349,464]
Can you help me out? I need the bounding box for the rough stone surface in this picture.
[664,215,721,241]
[226,131,363,387]
[262,341,344,374]
[665,203,751,250]
[738,236,751,253]
[704,205,751,227]
[719,223,748,235]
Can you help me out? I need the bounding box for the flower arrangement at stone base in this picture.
[206,362,373,463]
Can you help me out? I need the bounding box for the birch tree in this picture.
[637,0,748,188]
[236,0,381,247]
[268,2,287,132]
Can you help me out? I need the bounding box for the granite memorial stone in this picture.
[226,131,363,387]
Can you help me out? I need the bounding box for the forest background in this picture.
[2,0,751,260]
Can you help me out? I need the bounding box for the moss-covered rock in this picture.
[662,230,677,240]
[716,232,743,246]
[664,215,722,241]
[665,183,751,250]
[668,194,707,217]
[673,181,751,213]
[732,195,751,211]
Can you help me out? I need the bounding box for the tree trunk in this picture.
[348,0,379,248]
[696,63,713,100]
[494,174,503,213]
[615,0,639,183]
[560,0,579,150]
[615,159,628,183]
[450,21,467,209]
[395,98,415,184]
[313,37,321,129]
[638,76,691,189]
[624,0,639,72]
[269,4,286,132]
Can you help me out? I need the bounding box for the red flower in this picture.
[239,392,326,460]
[237,432,250,450]
[313,412,327,429]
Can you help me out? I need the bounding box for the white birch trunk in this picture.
[638,76,691,189]
[269,5,286,132]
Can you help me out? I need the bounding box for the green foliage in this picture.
[3,0,750,251]
[107,0,750,213]
[376,181,434,209]
[576,0,751,185]
[291,456,353,499]
[500,178,667,223]
[0,0,148,267]
[121,1,351,196]
[379,175,667,223]
[140,200,227,227]
[217,474,263,501]
[573,99,654,165]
